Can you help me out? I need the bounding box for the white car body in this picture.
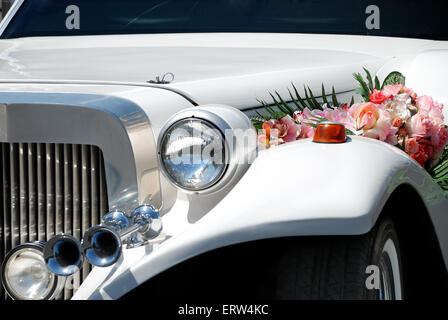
[0,1,447,300]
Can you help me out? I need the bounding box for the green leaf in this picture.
[251,118,264,131]
[353,72,370,101]
[288,89,303,111]
[321,84,329,106]
[291,83,308,110]
[308,87,323,110]
[275,91,296,116]
[304,86,314,110]
[363,67,374,92]
[331,86,339,107]
[350,96,355,106]
[345,128,356,136]
[382,71,406,88]
[255,110,270,121]
[374,76,381,90]
[269,93,290,116]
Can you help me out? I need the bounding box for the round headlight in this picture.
[160,118,227,191]
[1,242,65,300]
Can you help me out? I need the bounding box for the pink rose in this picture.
[349,102,397,143]
[349,102,381,130]
[416,95,443,120]
[298,124,316,139]
[261,116,300,145]
[392,118,404,128]
[293,110,305,123]
[382,84,403,97]
[403,87,418,100]
[410,138,434,167]
[431,124,448,160]
[405,137,420,154]
[369,89,393,104]
[406,111,433,138]
[279,115,300,142]
[326,107,356,132]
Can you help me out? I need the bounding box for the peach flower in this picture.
[349,102,397,144]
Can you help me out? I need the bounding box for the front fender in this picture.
[73,136,448,299]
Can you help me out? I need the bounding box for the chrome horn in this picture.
[81,205,162,267]
[81,212,126,267]
[43,234,84,276]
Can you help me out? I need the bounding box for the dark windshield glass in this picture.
[2,0,447,40]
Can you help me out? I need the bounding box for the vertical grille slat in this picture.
[0,143,108,300]
[0,145,5,300]
[63,144,73,300]
[54,144,64,301]
[45,143,55,241]
[28,144,38,242]
[10,144,19,249]
[19,143,29,244]
[55,144,64,237]
[2,144,11,257]
[72,145,81,295]
[81,145,91,282]
[90,146,99,227]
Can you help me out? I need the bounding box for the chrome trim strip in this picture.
[0,0,25,37]
[0,92,162,213]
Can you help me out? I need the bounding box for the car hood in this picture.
[0,33,437,108]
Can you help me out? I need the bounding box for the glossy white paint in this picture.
[1,33,448,108]
[72,136,448,300]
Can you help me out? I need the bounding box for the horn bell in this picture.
[81,225,122,267]
[43,234,83,276]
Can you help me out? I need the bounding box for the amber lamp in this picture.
[313,122,347,143]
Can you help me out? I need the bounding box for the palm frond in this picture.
[275,91,297,115]
[308,87,323,110]
[321,84,329,106]
[331,86,339,107]
[291,83,308,110]
[288,89,304,111]
[251,117,265,131]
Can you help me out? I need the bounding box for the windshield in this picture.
[2,0,447,40]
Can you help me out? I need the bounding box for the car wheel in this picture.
[274,218,403,300]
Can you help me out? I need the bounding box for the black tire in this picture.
[274,218,404,300]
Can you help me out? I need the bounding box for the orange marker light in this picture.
[313,122,347,143]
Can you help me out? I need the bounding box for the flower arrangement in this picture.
[252,69,448,191]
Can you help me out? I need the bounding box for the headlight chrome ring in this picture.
[1,242,65,300]
[159,117,229,191]
[158,105,257,194]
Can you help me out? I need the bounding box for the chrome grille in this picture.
[0,143,108,300]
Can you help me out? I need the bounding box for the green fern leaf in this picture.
[291,83,308,110]
[321,84,329,106]
[275,91,296,115]
[332,86,339,107]
[304,86,315,110]
[308,87,323,110]
[288,89,304,111]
